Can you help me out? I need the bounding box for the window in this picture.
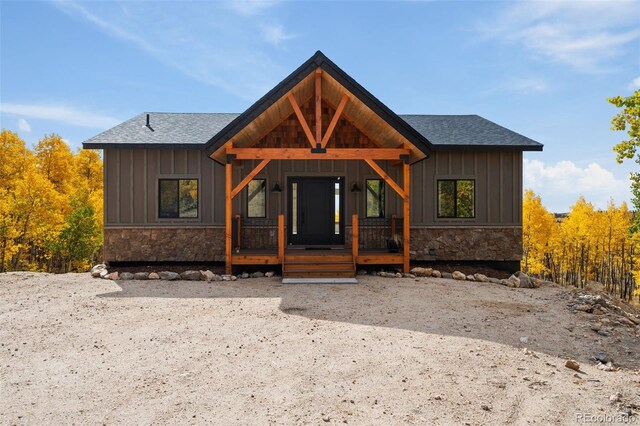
[366,179,385,218]
[437,179,475,218]
[247,179,266,218]
[159,179,198,218]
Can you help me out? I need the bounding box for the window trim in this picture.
[246,178,267,218]
[437,179,476,219]
[158,178,199,219]
[365,178,385,218]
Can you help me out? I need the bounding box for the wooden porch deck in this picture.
[231,248,403,266]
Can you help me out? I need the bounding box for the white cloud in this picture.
[0,103,120,129]
[52,1,295,100]
[630,76,640,89]
[17,118,31,133]
[524,158,631,212]
[261,24,296,46]
[503,77,549,95]
[478,1,640,72]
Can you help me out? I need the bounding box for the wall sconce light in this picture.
[350,183,362,193]
[271,183,282,193]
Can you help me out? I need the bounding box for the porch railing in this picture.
[232,215,279,251]
[353,214,402,251]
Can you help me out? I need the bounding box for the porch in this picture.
[230,214,405,277]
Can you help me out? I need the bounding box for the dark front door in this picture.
[288,177,344,246]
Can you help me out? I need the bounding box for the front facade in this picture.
[84,52,542,276]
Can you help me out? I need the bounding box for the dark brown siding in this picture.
[104,149,522,228]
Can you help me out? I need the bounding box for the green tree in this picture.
[54,195,102,272]
[608,89,640,232]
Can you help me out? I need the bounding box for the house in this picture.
[82,51,543,278]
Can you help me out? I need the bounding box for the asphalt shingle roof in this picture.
[82,112,542,151]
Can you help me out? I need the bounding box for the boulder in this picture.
[502,275,520,288]
[148,272,160,280]
[119,272,134,280]
[133,272,149,280]
[250,271,265,278]
[395,272,403,278]
[91,264,107,277]
[99,269,109,278]
[180,270,202,281]
[105,272,119,280]
[442,272,453,279]
[489,277,502,284]
[265,271,275,278]
[410,267,433,277]
[431,270,442,278]
[158,271,180,281]
[452,271,466,281]
[466,275,475,281]
[514,271,537,288]
[474,273,489,283]
[200,270,216,282]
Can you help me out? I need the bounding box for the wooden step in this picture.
[283,269,355,278]
[284,253,352,262]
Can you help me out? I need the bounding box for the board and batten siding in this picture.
[104,148,522,227]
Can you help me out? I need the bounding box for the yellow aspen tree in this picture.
[522,189,556,275]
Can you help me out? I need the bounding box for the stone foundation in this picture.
[410,227,522,262]
[103,226,521,263]
[104,227,225,262]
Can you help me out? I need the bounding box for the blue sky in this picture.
[1,0,639,212]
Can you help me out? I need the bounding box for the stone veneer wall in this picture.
[410,226,522,261]
[104,226,521,263]
[104,227,226,262]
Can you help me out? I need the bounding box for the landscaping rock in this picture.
[99,269,109,278]
[410,267,433,277]
[474,273,489,282]
[119,272,134,280]
[265,271,275,278]
[514,271,537,288]
[148,272,159,280]
[431,270,442,278]
[133,272,149,280]
[442,272,453,279]
[565,359,580,371]
[489,277,501,284]
[91,264,107,278]
[250,271,265,278]
[212,274,223,281]
[158,271,180,281]
[105,272,119,280]
[452,271,466,280]
[502,275,520,288]
[403,273,416,279]
[222,274,237,281]
[395,272,403,278]
[240,272,249,279]
[201,270,216,282]
[466,275,475,281]
[180,270,202,281]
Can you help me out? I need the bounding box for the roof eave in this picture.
[82,143,206,150]
[429,144,544,152]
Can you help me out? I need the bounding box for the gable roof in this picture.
[83,112,543,152]
[203,51,435,163]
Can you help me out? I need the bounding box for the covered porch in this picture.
[205,55,432,276]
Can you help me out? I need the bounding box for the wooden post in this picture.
[225,161,233,274]
[352,214,359,260]
[403,162,410,273]
[278,214,285,263]
[235,214,241,250]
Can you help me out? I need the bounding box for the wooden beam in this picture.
[287,92,316,148]
[235,214,241,250]
[403,162,410,273]
[315,68,322,145]
[230,159,270,199]
[227,147,410,161]
[321,93,348,148]
[225,161,233,274]
[364,159,407,200]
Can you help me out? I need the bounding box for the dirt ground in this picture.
[1,272,639,425]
